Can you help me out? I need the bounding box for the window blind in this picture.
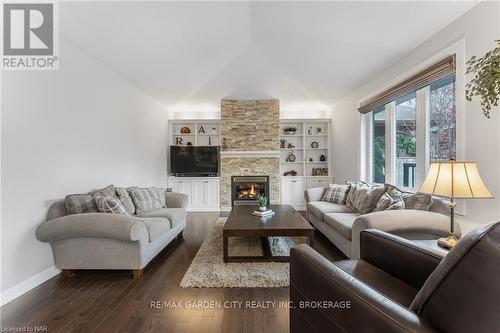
[358,55,455,114]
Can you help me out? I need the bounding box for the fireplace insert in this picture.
[231,176,270,206]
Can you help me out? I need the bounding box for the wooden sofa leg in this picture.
[132,269,143,279]
[62,269,75,278]
[177,232,184,240]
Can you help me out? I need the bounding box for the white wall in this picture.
[1,37,168,302]
[331,2,500,228]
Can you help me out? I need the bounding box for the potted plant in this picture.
[466,40,500,118]
[257,195,268,211]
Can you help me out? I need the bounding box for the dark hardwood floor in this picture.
[0,212,345,333]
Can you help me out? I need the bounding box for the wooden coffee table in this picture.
[223,204,314,263]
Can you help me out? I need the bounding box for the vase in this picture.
[259,206,267,211]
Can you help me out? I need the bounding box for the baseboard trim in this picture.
[0,266,61,307]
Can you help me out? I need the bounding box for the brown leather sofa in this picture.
[290,222,500,333]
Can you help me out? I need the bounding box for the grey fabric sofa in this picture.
[305,186,460,259]
[36,192,188,278]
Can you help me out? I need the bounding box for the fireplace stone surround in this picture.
[220,99,280,208]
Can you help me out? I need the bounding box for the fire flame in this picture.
[249,185,256,196]
[239,184,257,198]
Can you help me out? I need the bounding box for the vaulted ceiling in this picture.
[60,1,475,113]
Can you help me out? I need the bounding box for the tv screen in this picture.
[170,146,220,176]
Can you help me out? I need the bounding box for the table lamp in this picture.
[418,160,493,249]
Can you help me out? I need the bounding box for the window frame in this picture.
[367,80,455,189]
[361,41,465,190]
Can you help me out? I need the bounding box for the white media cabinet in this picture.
[167,177,220,212]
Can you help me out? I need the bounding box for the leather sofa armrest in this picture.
[165,192,189,208]
[350,210,460,259]
[290,244,438,333]
[36,213,148,243]
[360,229,442,290]
[304,187,326,203]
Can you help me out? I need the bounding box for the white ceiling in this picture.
[60,1,476,113]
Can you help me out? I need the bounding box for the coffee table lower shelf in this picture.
[223,234,313,263]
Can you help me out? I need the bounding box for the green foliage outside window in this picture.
[373,136,385,183]
[396,133,416,157]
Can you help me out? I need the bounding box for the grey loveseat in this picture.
[305,186,460,259]
[36,190,188,278]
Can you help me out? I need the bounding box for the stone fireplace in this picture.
[220,99,280,208]
[231,176,270,205]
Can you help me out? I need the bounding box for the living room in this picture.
[1,1,499,332]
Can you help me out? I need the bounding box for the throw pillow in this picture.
[91,185,116,199]
[346,182,386,214]
[385,184,432,211]
[115,187,136,214]
[322,184,350,205]
[404,193,433,211]
[156,187,167,208]
[95,196,129,215]
[65,194,97,214]
[129,187,162,214]
[386,195,406,210]
[385,184,406,199]
[372,192,393,212]
[146,187,162,208]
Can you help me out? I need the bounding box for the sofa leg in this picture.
[132,269,143,279]
[62,269,75,278]
[177,231,184,240]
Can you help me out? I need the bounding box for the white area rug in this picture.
[180,218,306,288]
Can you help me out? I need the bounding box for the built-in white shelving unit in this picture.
[168,119,221,211]
[279,119,331,177]
[169,120,221,147]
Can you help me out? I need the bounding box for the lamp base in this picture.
[437,234,459,249]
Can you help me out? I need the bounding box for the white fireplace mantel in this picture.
[220,151,280,158]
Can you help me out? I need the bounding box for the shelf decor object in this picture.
[419,160,493,249]
[279,119,331,177]
[169,120,221,147]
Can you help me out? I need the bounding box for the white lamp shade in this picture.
[419,162,492,199]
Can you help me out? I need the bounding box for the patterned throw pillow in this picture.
[91,185,116,199]
[95,196,130,215]
[129,188,162,214]
[404,193,433,210]
[65,194,98,214]
[156,187,167,208]
[346,182,386,214]
[386,195,405,210]
[115,187,136,214]
[386,184,432,211]
[322,184,350,205]
[372,192,393,212]
[146,187,163,208]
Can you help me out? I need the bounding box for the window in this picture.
[395,92,416,188]
[358,55,457,188]
[365,77,456,188]
[430,76,456,161]
[372,106,386,183]
[361,56,457,189]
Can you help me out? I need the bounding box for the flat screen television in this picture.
[170,146,220,176]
